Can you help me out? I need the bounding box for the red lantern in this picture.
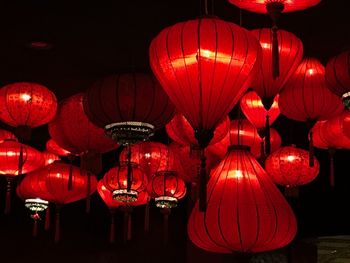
[0,128,17,143]
[119,142,177,179]
[149,17,261,211]
[188,145,297,253]
[42,150,60,166]
[46,138,72,157]
[265,145,320,188]
[0,82,57,141]
[249,29,303,104]
[83,73,175,145]
[166,114,229,147]
[103,164,147,203]
[325,50,350,108]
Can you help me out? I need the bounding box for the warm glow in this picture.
[144,153,151,159]
[287,155,295,161]
[261,42,271,49]
[55,173,61,178]
[7,151,16,157]
[48,159,54,164]
[228,170,243,179]
[307,68,315,75]
[20,93,32,102]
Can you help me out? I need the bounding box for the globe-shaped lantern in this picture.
[325,50,350,108]
[0,82,57,141]
[83,73,175,145]
[265,145,320,191]
[103,164,147,203]
[188,145,297,253]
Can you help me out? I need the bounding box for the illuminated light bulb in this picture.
[144,153,151,159]
[228,170,243,179]
[287,155,295,161]
[21,93,32,102]
[7,151,16,156]
[307,68,314,75]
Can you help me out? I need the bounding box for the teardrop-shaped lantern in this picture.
[188,145,297,253]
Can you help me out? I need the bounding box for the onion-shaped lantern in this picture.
[150,16,262,211]
[265,145,320,196]
[83,73,175,145]
[0,82,57,141]
[325,50,350,108]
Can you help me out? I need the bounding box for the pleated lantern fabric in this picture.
[325,50,350,107]
[83,73,175,140]
[149,17,261,139]
[187,145,297,253]
[279,58,344,122]
[0,82,57,140]
[249,28,303,107]
[240,91,280,130]
[166,114,230,147]
[0,128,17,143]
[265,145,320,186]
[46,138,72,157]
[228,0,321,13]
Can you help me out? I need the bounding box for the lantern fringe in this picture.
[31,213,40,238]
[161,208,171,246]
[329,148,336,187]
[4,177,13,215]
[45,206,50,231]
[284,186,299,198]
[109,209,116,243]
[86,172,91,214]
[144,203,150,234]
[54,205,61,244]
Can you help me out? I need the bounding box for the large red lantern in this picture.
[0,82,57,141]
[325,50,350,108]
[49,93,117,174]
[0,139,44,213]
[103,164,147,203]
[279,58,344,166]
[188,145,297,253]
[166,114,229,147]
[83,73,175,145]
[149,17,261,210]
[265,145,320,193]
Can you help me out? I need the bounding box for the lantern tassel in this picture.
[259,141,265,164]
[45,206,50,231]
[31,213,40,237]
[109,209,116,243]
[86,172,91,213]
[329,148,336,187]
[265,115,271,155]
[18,144,24,175]
[54,205,61,243]
[126,145,132,192]
[199,149,207,212]
[4,177,13,215]
[161,208,171,246]
[68,155,74,190]
[309,130,315,167]
[144,203,150,234]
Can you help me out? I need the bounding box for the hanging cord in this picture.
[45,205,50,231]
[67,155,74,190]
[31,212,40,237]
[4,177,13,214]
[265,115,271,155]
[54,205,61,243]
[126,145,132,192]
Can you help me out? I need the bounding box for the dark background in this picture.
[0,0,349,262]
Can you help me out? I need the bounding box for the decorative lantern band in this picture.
[25,198,49,212]
[342,92,350,108]
[105,121,155,145]
[155,196,178,209]
[112,189,138,202]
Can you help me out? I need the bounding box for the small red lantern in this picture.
[103,164,147,203]
[166,114,229,147]
[265,145,320,194]
[46,138,72,157]
[0,140,44,214]
[325,50,350,108]
[188,145,297,253]
[0,82,57,141]
[0,128,17,142]
[83,73,175,145]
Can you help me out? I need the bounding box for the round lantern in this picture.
[0,128,17,143]
[46,138,72,157]
[0,139,44,214]
[49,93,117,174]
[0,82,57,141]
[188,145,297,253]
[149,16,261,211]
[279,58,344,166]
[83,73,175,145]
[325,50,350,108]
[265,145,320,190]
[103,164,147,203]
[42,150,60,166]
[166,114,229,147]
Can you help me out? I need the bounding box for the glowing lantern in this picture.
[279,58,344,166]
[188,145,297,253]
[149,16,262,210]
[0,82,57,141]
[265,145,320,195]
[166,114,229,147]
[0,139,44,214]
[325,50,350,108]
[83,73,175,145]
